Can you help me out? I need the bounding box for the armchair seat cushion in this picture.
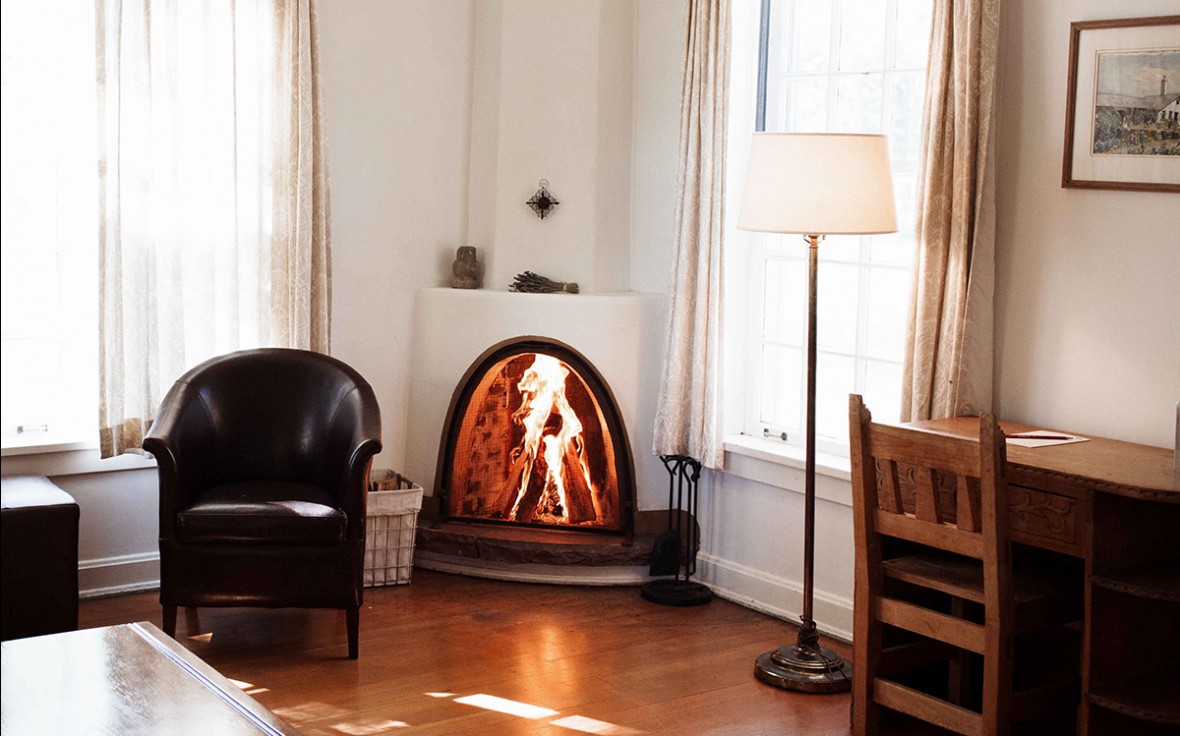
[177,481,347,545]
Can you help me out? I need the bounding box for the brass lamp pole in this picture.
[736,133,897,693]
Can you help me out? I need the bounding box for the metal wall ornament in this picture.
[526,179,559,219]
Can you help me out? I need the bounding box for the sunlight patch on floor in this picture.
[330,718,410,734]
[188,632,213,642]
[549,715,644,735]
[443,692,643,734]
[423,692,454,699]
[273,701,349,722]
[453,693,558,720]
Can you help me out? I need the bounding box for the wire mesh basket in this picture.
[364,470,423,587]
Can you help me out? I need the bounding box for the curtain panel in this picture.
[901,0,1001,422]
[652,0,731,470]
[96,0,330,458]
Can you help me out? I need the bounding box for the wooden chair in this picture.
[848,395,1079,735]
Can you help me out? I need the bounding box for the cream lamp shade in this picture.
[737,132,898,235]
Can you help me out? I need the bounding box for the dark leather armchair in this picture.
[144,348,381,659]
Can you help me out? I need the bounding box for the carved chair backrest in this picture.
[849,394,1009,568]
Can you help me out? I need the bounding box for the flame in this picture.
[507,354,597,524]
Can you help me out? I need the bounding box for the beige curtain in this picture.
[97,0,331,457]
[900,0,1001,422]
[653,0,731,469]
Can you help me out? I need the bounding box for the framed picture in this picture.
[1062,15,1180,192]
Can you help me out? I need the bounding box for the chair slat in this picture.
[956,475,981,533]
[875,510,984,558]
[914,466,941,523]
[877,459,902,513]
[868,423,981,477]
[882,554,985,604]
[876,596,987,654]
[874,678,984,736]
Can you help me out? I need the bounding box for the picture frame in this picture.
[1062,15,1180,193]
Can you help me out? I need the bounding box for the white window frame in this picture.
[728,0,930,458]
[1,0,100,451]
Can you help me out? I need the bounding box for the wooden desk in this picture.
[907,418,1180,734]
[0,622,299,735]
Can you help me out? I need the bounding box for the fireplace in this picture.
[405,288,664,583]
[435,337,635,536]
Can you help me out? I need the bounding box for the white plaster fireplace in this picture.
[405,287,666,583]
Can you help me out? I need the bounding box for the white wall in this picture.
[467,0,634,293]
[321,1,476,470]
[994,0,1180,449]
[631,0,686,294]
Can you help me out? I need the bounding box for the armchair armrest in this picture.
[143,380,218,538]
[328,382,383,539]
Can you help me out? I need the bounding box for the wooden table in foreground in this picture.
[907,417,1180,735]
[0,622,299,735]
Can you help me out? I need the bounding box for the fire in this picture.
[506,354,599,525]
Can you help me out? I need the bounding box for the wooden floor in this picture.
[80,570,855,735]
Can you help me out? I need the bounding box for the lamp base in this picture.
[753,621,851,693]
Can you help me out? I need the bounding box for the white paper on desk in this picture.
[1005,431,1089,448]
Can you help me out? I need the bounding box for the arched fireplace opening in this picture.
[435,337,635,535]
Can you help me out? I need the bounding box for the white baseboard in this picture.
[696,552,853,643]
[78,551,160,599]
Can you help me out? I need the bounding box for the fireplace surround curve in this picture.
[434,336,636,536]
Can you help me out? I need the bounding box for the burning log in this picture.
[561,442,598,524]
[498,449,533,518]
[514,458,548,523]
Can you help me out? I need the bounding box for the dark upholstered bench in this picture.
[1,475,80,640]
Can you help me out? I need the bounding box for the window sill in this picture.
[1,438,155,477]
[721,434,853,508]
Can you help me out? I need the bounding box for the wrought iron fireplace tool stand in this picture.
[641,455,712,606]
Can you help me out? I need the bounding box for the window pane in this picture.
[816,352,855,439]
[763,259,807,345]
[776,76,829,132]
[784,0,832,73]
[839,0,886,71]
[870,174,917,264]
[819,234,860,263]
[835,74,883,133]
[760,344,803,431]
[866,268,909,360]
[894,0,933,69]
[0,250,59,335]
[766,232,798,256]
[890,71,925,162]
[863,360,903,424]
[817,262,858,352]
[0,338,60,433]
[1,0,98,439]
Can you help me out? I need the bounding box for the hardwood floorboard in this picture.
[79,569,853,735]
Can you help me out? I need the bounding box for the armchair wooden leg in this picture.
[162,605,178,638]
[346,606,359,660]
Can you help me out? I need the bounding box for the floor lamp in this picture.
[738,132,897,692]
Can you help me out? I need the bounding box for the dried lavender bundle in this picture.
[509,271,580,294]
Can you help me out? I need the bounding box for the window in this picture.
[1,1,99,445]
[735,0,931,455]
